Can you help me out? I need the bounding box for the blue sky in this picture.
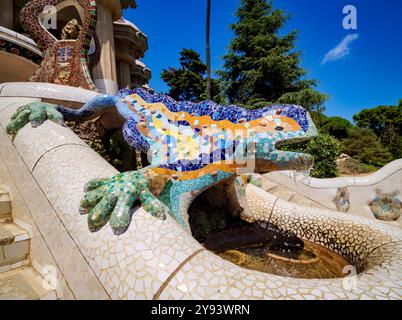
[124,0,402,121]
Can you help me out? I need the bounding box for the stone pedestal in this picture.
[130,59,151,88]
[91,0,121,94]
[0,0,13,30]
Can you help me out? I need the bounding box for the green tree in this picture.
[353,105,402,136]
[218,0,326,113]
[161,49,223,102]
[392,136,402,159]
[277,89,328,124]
[320,116,353,139]
[353,104,402,159]
[161,49,207,102]
[341,128,393,166]
[201,78,224,103]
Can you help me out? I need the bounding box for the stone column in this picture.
[0,0,13,30]
[91,0,120,94]
[116,59,131,89]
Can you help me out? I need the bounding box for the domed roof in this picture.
[114,17,147,38]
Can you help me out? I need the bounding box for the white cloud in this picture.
[321,34,359,65]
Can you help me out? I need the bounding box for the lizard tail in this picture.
[56,95,117,121]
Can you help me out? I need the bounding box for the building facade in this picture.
[0,0,151,94]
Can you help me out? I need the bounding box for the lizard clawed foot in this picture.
[79,171,168,235]
[6,102,64,135]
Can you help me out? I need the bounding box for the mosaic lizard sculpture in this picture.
[6,89,317,234]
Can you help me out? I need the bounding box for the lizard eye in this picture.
[275,126,284,131]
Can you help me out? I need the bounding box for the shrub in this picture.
[305,134,341,178]
[338,157,378,176]
[279,134,341,178]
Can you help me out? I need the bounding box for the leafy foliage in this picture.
[353,104,402,159]
[277,89,328,124]
[305,134,341,178]
[161,49,223,103]
[161,49,206,102]
[280,134,340,178]
[341,127,393,166]
[218,0,327,114]
[315,105,401,169]
[353,105,402,135]
[320,116,353,139]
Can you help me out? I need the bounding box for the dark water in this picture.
[218,240,350,279]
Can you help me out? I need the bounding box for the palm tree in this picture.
[206,0,211,99]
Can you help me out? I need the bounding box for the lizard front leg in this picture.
[80,169,169,235]
[6,102,64,135]
[6,95,116,135]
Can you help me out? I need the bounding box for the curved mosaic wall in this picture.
[244,184,402,273]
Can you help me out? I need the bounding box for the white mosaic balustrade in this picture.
[0,83,100,106]
[265,162,402,228]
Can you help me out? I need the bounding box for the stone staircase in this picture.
[260,175,327,209]
[0,188,57,300]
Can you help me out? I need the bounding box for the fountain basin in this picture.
[217,239,350,279]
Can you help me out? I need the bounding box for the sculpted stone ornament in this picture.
[369,191,401,221]
[21,0,98,90]
[333,186,350,212]
[7,89,317,234]
[61,19,81,40]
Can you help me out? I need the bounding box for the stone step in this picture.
[0,191,12,223]
[260,176,278,192]
[258,175,326,209]
[0,267,57,300]
[0,223,30,273]
[289,193,317,207]
[267,185,295,201]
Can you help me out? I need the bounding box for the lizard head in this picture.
[239,104,318,173]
